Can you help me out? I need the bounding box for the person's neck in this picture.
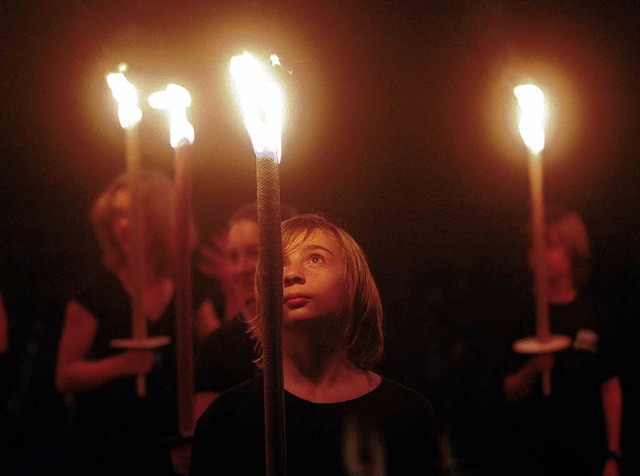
[238,299,256,322]
[282,336,379,403]
[117,264,174,320]
[119,260,163,286]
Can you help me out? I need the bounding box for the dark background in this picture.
[1,0,639,472]
[2,0,639,304]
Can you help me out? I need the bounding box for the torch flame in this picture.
[230,52,283,163]
[106,67,142,130]
[148,84,195,148]
[270,55,281,67]
[514,84,547,154]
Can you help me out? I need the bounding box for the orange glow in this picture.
[148,84,195,148]
[106,64,142,130]
[514,84,547,154]
[230,52,284,163]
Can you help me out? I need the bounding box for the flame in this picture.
[148,84,194,148]
[230,52,283,163]
[514,84,547,154]
[270,55,281,67]
[106,66,142,130]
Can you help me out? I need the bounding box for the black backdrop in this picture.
[2,1,639,472]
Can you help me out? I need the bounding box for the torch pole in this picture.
[125,126,147,397]
[174,141,195,437]
[528,150,552,396]
[256,157,286,476]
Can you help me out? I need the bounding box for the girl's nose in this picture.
[283,262,304,285]
[233,252,258,274]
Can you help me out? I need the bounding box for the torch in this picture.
[106,65,150,397]
[148,83,196,438]
[512,83,571,397]
[230,51,286,476]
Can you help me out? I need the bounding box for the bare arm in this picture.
[55,300,153,394]
[0,294,7,355]
[601,375,623,475]
[197,233,242,321]
[194,299,221,343]
[504,353,554,403]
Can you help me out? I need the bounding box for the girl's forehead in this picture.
[285,228,340,253]
[111,188,131,208]
[229,219,258,238]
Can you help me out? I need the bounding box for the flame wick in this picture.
[514,83,547,154]
[106,68,142,130]
[230,52,284,163]
[148,83,194,148]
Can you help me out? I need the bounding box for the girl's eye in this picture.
[308,254,324,265]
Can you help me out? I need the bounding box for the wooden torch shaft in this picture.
[528,151,550,340]
[528,150,552,396]
[256,157,286,476]
[174,144,195,437]
[126,126,147,397]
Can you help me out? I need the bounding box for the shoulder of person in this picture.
[69,269,123,305]
[214,373,263,402]
[201,315,248,344]
[378,378,435,410]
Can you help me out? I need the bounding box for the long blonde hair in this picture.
[90,168,197,278]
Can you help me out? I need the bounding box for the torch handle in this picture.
[174,144,195,437]
[126,127,148,398]
[542,370,551,397]
[137,374,146,397]
[256,157,286,476]
[528,151,554,398]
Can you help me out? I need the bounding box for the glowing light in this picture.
[514,84,547,154]
[106,65,142,130]
[148,84,194,148]
[230,52,283,163]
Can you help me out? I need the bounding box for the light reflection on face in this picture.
[110,188,133,256]
[528,228,573,283]
[226,219,260,310]
[282,229,346,324]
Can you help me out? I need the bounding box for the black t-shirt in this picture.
[63,268,209,475]
[503,294,621,474]
[190,374,444,475]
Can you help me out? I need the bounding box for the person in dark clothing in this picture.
[193,200,299,416]
[502,205,623,476]
[54,168,220,475]
[190,213,446,475]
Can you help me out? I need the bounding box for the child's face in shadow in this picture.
[282,229,346,326]
[528,228,573,284]
[110,189,133,256]
[226,219,260,310]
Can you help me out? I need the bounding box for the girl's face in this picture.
[282,229,346,324]
[226,219,260,309]
[110,188,154,262]
[529,228,574,282]
[110,188,133,257]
